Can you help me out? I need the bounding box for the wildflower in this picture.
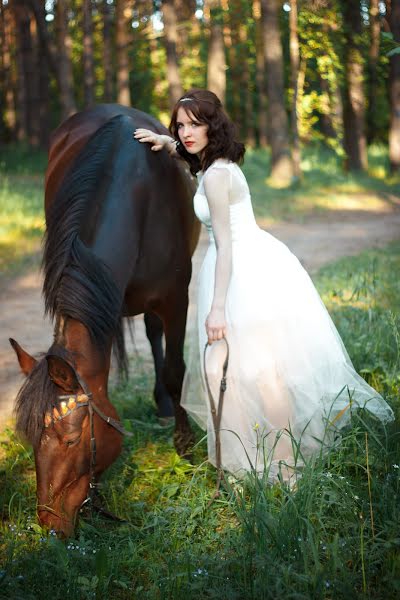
[354,495,359,500]
[253,423,260,430]
[325,581,331,588]
[393,464,399,470]
[326,472,333,478]
[193,568,208,577]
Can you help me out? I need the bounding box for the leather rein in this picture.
[203,338,230,500]
[38,377,133,524]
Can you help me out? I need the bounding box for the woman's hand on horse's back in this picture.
[134,128,168,152]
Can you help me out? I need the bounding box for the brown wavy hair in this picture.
[169,89,245,175]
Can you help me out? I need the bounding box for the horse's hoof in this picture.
[155,392,174,419]
[173,429,195,459]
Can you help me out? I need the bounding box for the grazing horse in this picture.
[10,104,200,536]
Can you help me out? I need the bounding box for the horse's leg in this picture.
[161,293,194,458]
[144,312,174,420]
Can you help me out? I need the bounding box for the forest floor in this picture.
[1,200,400,428]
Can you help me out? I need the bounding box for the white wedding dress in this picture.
[181,159,394,481]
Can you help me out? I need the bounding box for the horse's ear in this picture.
[9,338,38,376]
[46,355,80,393]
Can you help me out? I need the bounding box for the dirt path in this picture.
[1,209,400,427]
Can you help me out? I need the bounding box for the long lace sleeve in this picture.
[203,166,232,312]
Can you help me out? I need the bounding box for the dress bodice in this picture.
[194,159,258,243]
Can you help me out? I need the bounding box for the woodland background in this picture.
[0,0,400,185]
[1,3,400,597]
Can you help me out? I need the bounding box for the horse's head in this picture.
[10,338,122,537]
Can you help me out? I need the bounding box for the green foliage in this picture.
[381,32,400,58]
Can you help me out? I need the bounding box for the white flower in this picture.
[393,464,399,470]
[193,568,208,577]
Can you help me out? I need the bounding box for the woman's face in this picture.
[176,107,208,155]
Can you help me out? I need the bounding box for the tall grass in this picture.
[1,243,399,599]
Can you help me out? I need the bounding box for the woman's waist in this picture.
[206,220,259,243]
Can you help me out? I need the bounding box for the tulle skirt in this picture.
[181,227,394,481]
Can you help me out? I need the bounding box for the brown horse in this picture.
[10,104,200,537]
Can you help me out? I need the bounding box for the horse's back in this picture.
[45,105,171,209]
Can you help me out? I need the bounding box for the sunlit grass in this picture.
[1,243,399,599]
[244,144,400,223]
[0,172,45,278]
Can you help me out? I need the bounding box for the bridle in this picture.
[38,377,133,525]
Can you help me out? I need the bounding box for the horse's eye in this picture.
[65,436,80,447]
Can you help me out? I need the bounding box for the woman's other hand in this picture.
[133,129,171,152]
[205,308,226,345]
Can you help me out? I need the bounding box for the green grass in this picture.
[0,145,47,280]
[243,144,400,222]
[1,243,399,599]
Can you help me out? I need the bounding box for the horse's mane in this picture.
[42,115,129,374]
[15,345,70,447]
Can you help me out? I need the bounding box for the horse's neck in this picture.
[58,318,115,411]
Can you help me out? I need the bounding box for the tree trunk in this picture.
[253,0,268,147]
[12,2,31,142]
[341,0,368,171]
[162,0,183,109]
[368,0,380,143]
[55,0,76,118]
[33,1,50,147]
[82,0,95,108]
[0,1,17,141]
[389,0,400,172]
[238,15,255,146]
[116,0,131,106]
[261,0,293,184]
[206,0,226,104]
[223,2,237,126]
[289,0,301,178]
[102,0,113,102]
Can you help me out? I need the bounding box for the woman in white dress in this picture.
[134,89,394,482]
